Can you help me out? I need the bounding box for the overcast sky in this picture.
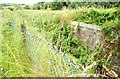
[0,0,54,4]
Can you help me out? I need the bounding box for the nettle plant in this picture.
[50,20,93,65]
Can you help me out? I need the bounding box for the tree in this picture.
[24,5,30,9]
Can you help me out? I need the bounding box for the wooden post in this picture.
[21,24,27,44]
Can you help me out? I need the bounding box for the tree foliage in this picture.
[0,2,119,10]
[33,2,119,10]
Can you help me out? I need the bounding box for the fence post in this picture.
[21,24,27,44]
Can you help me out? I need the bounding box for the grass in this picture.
[1,12,31,77]
[1,11,79,77]
[1,8,119,77]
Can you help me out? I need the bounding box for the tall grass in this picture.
[1,10,79,77]
[1,12,32,77]
[1,8,119,77]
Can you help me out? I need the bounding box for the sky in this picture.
[0,0,54,4]
[0,0,119,4]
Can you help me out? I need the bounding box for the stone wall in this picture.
[71,21,103,50]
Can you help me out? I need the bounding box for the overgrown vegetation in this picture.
[0,2,119,10]
[1,2,120,77]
